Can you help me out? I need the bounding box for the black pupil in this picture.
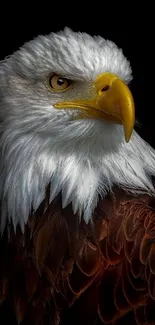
[57,78,65,86]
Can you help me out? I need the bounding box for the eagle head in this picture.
[0,28,154,231]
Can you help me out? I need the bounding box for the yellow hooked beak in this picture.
[54,73,135,142]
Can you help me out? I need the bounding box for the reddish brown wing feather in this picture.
[1,188,155,324]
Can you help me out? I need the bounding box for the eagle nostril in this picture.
[101,85,110,92]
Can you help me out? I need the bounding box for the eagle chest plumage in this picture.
[0,188,155,325]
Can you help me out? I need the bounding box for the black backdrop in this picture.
[0,11,152,325]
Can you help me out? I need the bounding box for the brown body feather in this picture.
[0,187,155,324]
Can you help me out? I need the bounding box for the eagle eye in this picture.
[48,74,71,91]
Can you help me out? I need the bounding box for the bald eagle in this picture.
[0,28,155,325]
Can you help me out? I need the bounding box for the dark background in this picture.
[0,13,152,325]
[0,19,152,147]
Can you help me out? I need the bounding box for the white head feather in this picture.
[0,27,154,232]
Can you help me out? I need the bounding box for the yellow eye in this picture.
[48,74,70,91]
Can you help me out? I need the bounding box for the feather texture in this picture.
[0,188,155,324]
